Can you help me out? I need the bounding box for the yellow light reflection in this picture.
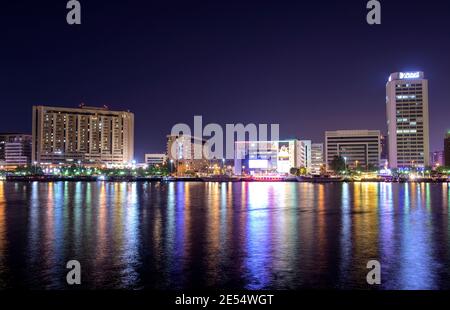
[0,181,6,272]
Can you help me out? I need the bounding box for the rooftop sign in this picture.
[399,72,421,79]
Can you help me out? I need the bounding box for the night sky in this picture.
[1,0,450,161]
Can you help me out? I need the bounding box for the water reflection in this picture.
[245,183,273,289]
[397,183,436,289]
[0,181,6,288]
[0,181,449,289]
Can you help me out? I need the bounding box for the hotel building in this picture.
[311,143,324,175]
[32,105,134,165]
[325,130,381,170]
[386,71,430,168]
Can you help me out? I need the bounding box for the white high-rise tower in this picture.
[386,71,430,168]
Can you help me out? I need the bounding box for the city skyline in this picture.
[3,1,450,302]
[1,1,450,160]
[0,71,448,166]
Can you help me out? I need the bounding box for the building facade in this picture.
[234,139,310,175]
[430,150,444,167]
[144,153,167,166]
[445,133,450,167]
[166,135,210,174]
[0,133,32,166]
[325,130,381,171]
[386,71,430,168]
[32,105,134,165]
[380,134,388,168]
[311,143,324,175]
[1,133,18,164]
[298,140,312,172]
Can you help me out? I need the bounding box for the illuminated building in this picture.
[445,132,450,167]
[0,133,19,164]
[430,150,444,167]
[386,71,430,168]
[166,134,210,174]
[144,153,167,166]
[311,143,324,175]
[325,130,381,170]
[298,140,312,172]
[32,105,134,165]
[0,133,32,166]
[234,139,310,175]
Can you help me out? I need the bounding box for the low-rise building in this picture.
[144,153,167,166]
[0,133,32,167]
[325,130,381,171]
[311,143,324,175]
[234,139,311,175]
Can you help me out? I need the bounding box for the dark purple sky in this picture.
[1,0,450,161]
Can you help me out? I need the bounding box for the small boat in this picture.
[250,175,285,182]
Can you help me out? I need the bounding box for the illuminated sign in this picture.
[276,141,293,173]
[277,142,290,161]
[399,72,420,79]
[249,159,269,169]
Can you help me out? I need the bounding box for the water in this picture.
[0,181,450,290]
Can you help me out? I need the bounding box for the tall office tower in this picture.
[386,71,430,168]
[325,130,381,171]
[445,132,450,167]
[32,105,134,165]
[0,133,32,166]
[311,143,324,175]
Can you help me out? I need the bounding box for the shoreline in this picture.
[2,175,449,184]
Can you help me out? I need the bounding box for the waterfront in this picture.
[1,181,450,290]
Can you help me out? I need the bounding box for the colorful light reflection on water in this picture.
[0,181,450,289]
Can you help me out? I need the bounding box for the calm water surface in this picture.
[1,181,450,290]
